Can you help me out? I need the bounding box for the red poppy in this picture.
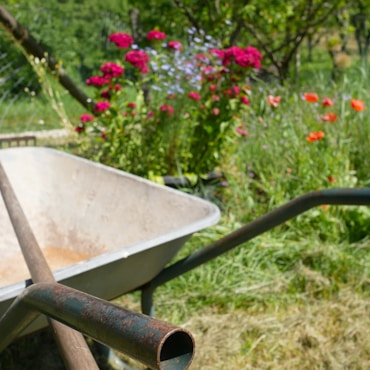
[322,97,334,107]
[320,113,337,122]
[303,93,319,103]
[306,131,325,142]
[267,95,281,108]
[351,99,365,111]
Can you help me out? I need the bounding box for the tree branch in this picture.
[0,4,93,112]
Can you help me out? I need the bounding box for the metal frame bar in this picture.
[0,282,194,370]
[141,188,370,315]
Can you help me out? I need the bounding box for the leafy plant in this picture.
[76,29,262,177]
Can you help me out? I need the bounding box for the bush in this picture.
[76,29,262,177]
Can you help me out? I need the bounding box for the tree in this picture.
[349,0,370,62]
[239,0,346,81]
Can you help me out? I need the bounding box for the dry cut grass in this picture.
[183,288,370,369]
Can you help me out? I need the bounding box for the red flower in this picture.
[240,96,250,105]
[322,97,333,107]
[95,101,111,112]
[100,90,111,99]
[188,91,201,101]
[100,62,124,78]
[159,104,174,116]
[124,50,150,73]
[327,175,335,183]
[303,93,319,103]
[147,30,166,41]
[108,32,134,49]
[75,125,85,134]
[320,113,337,123]
[267,95,281,108]
[168,40,182,50]
[351,99,365,111]
[80,113,95,123]
[306,131,325,142]
[127,102,136,109]
[86,76,109,87]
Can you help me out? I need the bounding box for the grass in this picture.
[1,47,370,369]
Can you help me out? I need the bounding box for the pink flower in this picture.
[127,102,136,109]
[213,108,220,116]
[86,76,109,87]
[124,50,150,73]
[195,53,209,63]
[147,30,166,41]
[80,113,95,123]
[322,97,334,107]
[243,46,263,69]
[231,86,241,95]
[188,91,201,101]
[100,62,124,78]
[168,40,182,50]
[209,48,225,59]
[236,125,248,136]
[159,104,174,116]
[267,95,281,108]
[209,84,217,92]
[95,101,111,112]
[240,96,250,105]
[222,45,262,69]
[108,32,134,49]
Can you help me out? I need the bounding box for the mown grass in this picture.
[1,50,370,369]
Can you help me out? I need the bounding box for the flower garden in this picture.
[2,22,370,368]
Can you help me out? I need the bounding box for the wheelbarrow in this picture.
[0,147,369,369]
[0,147,220,369]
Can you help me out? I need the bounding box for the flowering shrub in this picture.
[76,29,262,176]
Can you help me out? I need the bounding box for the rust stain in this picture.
[0,246,95,287]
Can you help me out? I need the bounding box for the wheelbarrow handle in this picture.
[141,188,370,315]
[0,282,195,370]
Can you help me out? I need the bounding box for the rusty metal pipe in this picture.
[0,162,99,370]
[0,282,195,370]
[141,188,370,314]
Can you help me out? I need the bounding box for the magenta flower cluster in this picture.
[210,45,262,69]
[108,32,134,49]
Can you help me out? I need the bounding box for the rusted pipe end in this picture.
[158,329,194,370]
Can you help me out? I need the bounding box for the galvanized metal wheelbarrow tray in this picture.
[0,147,220,330]
[0,147,369,369]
